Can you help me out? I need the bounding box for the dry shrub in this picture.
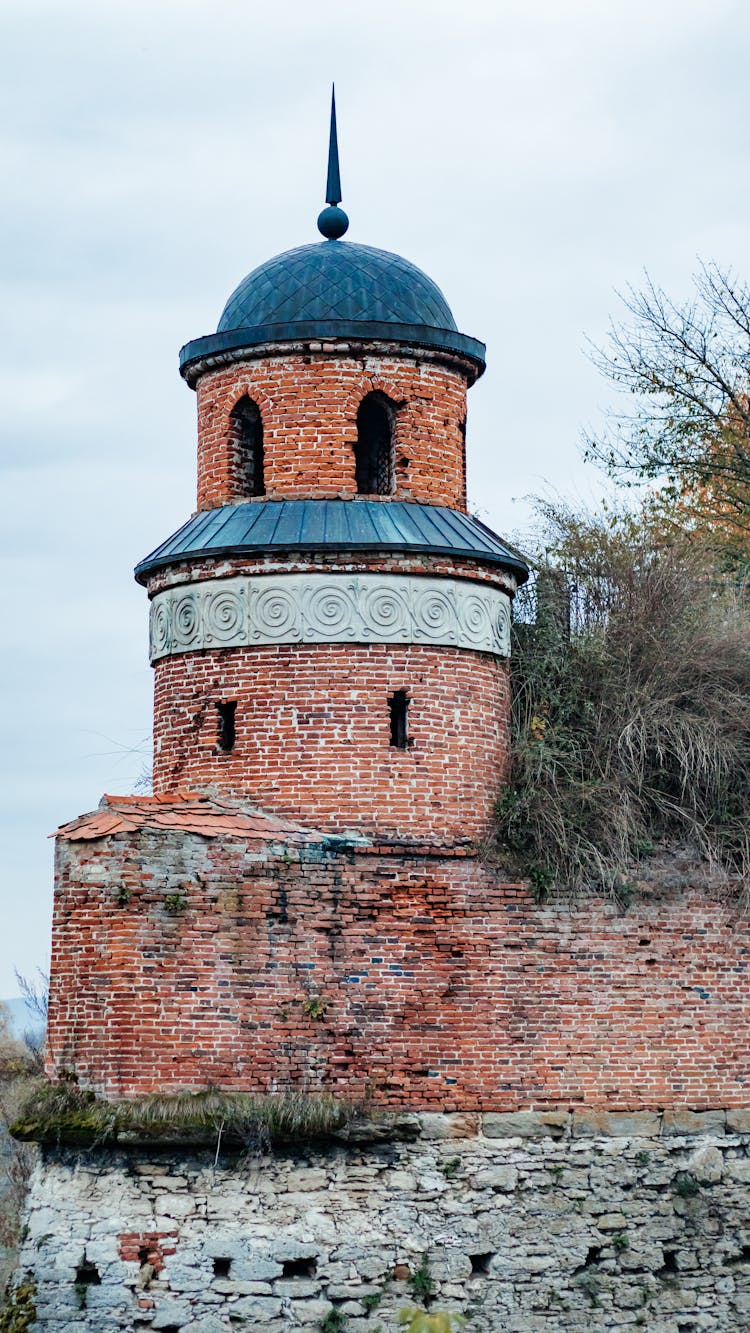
[0,1010,38,1275]
[496,502,750,897]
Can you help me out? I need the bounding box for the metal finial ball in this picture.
[317,205,349,240]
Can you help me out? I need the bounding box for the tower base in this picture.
[15,1114,750,1331]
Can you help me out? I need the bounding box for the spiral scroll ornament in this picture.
[459,591,493,647]
[172,593,201,649]
[413,586,457,642]
[204,587,246,644]
[251,585,301,640]
[305,583,357,638]
[150,600,171,660]
[148,573,511,661]
[495,600,511,654]
[361,584,410,638]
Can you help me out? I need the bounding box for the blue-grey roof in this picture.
[135,501,528,584]
[179,242,486,376]
[219,243,457,332]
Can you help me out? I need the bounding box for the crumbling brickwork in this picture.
[46,810,750,1109]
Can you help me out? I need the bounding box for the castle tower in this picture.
[135,93,526,843]
[15,95,750,1333]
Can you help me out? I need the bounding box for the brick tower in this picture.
[17,95,750,1333]
[135,92,526,845]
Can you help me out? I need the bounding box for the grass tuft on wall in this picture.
[10,1082,357,1150]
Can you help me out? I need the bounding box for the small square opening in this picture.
[282,1256,317,1279]
[213,1257,232,1278]
[470,1252,494,1276]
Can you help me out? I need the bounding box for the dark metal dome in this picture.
[179,241,486,377]
[218,242,457,333]
[179,90,485,378]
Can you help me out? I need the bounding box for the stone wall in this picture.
[17,1114,750,1331]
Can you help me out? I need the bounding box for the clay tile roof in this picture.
[54,793,328,845]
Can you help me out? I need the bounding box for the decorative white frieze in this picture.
[149,573,511,662]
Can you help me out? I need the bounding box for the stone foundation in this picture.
[17,1113,750,1331]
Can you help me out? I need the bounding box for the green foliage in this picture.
[0,1274,36,1332]
[496,501,750,897]
[398,1310,466,1332]
[318,1310,348,1332]
[439,1157,461,1179]
[612,1232,629,1253]
[673,1171,702,1198]
[303,995,330,1020]
[575,1269,602,1307]
[10,1080,356,1150]
[408,1255,435,1303]
[164,893,187,914]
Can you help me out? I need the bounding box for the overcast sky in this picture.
[1,0,749,997]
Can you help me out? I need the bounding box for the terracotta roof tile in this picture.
[54,794,328,845]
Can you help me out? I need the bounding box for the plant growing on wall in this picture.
[398,1310,466,1332]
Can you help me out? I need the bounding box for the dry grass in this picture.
[496,503,750,899]
[0,1016,39,1284]
[10,1081,356,1151]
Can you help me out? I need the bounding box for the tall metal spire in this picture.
[318,85,349,240]
[325,85,342,205]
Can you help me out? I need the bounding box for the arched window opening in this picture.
[354,393,393,495]
[229,396,265,498]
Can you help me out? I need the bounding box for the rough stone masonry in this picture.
[20,1114,750,1331]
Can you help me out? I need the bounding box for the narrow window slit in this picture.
[216,701,237,752]
[389,690,411,749]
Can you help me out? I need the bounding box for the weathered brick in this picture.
[192,346,474,511]
[44,826,750,1113]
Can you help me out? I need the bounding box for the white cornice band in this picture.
[149,573,511,663]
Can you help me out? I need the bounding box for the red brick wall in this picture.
[152,643,508,842]
[46,830,750,1110]
[193,349,471,510]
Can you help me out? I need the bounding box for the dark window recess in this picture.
[354,393,393,495]
[213,1258,232,1278]
[470,1252,494,1276]
[389,689,410,749]
[229,396,265,497]
[216,701,237,752]
[74,1259,101,1287]
[281,1256,317,1279]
